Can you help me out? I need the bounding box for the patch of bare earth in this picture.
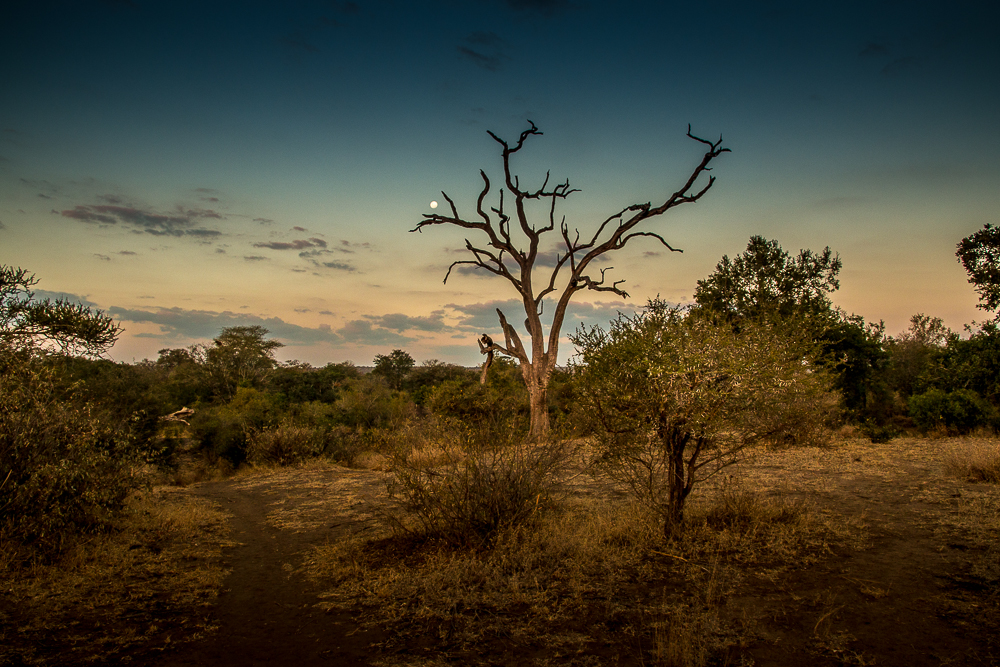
[721,436,1000,666]
[6,437,998,666]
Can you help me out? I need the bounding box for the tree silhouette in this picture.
[413,123,729,440]
[957,223,1000,316]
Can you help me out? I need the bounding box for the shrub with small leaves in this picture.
[0,348,144,562]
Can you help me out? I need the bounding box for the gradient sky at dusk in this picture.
[3,0,998,366]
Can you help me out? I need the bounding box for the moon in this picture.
[430,201,438,209]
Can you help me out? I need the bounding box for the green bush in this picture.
[908,388,996,435]
[188,387,282,464]
[336,376,414,429]
[0,349,144,561]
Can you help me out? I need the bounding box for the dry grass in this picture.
[943,436,1000,483]
[302,479,850,666]
[0,487,233,666]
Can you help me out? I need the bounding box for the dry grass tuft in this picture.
[0,487,233,666]
[944,437,1000,483]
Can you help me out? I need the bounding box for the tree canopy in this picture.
[957,223,1000,315]
[373,349,416,390]
[571,299,835,532]
[204,325,283,399]
[0,265,121,357]
[693,235,842,324]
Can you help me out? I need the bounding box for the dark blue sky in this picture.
[3,0,998,364]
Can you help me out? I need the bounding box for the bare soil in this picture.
[7,437,997,666]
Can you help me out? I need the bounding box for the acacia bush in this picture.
[0,349,144,561]
[571,300,836,534]
[386,415,573,548]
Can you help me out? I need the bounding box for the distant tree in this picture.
[957,223,1000,315]
[372,349,415,390]
[267,360,360,404]
[693,238,895,424]
[0,264,121,357]
[886,314,951,399]
[413,122,729,440]
[571,299,835,534]
[919,322,1000,407]
[205,326,283,400]
[693,235,842,324]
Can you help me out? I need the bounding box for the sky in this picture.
[2,0,998,367]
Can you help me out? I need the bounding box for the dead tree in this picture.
[412,122,729,441]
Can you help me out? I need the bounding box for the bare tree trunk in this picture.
[663,427,690,537]
[525,368,551,441]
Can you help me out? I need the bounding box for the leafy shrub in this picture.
[427,370,528,424]
[188,387,282,464]
[0,349,144,562]
[908,388,996,435]
[336,376,415,429]
[387,416,572,548]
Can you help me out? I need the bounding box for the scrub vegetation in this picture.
[2,220,1000,665]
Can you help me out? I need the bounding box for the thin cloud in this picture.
[859,42,889,58]
[61,203,225,237]
[445,298,640,337]
[280,32,320,54]
[254,237,328,251]
[244,255,270,262]
[320,261,355,271]
[458,32,506,71]
[365,311,448,332]
[34,289,98,308]
[109,306,345,346]
[337,319,415,346]
[881,56,918,78]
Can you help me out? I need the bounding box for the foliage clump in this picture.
[0,265,142,562]
[908,388,997,435]
[571,299,836,533]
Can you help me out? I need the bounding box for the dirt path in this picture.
[154,465,389,667]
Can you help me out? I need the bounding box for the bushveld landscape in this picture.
[3,222,1000,666]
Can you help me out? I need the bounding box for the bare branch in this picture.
[496,308,528,362]
[620,231,684,253]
